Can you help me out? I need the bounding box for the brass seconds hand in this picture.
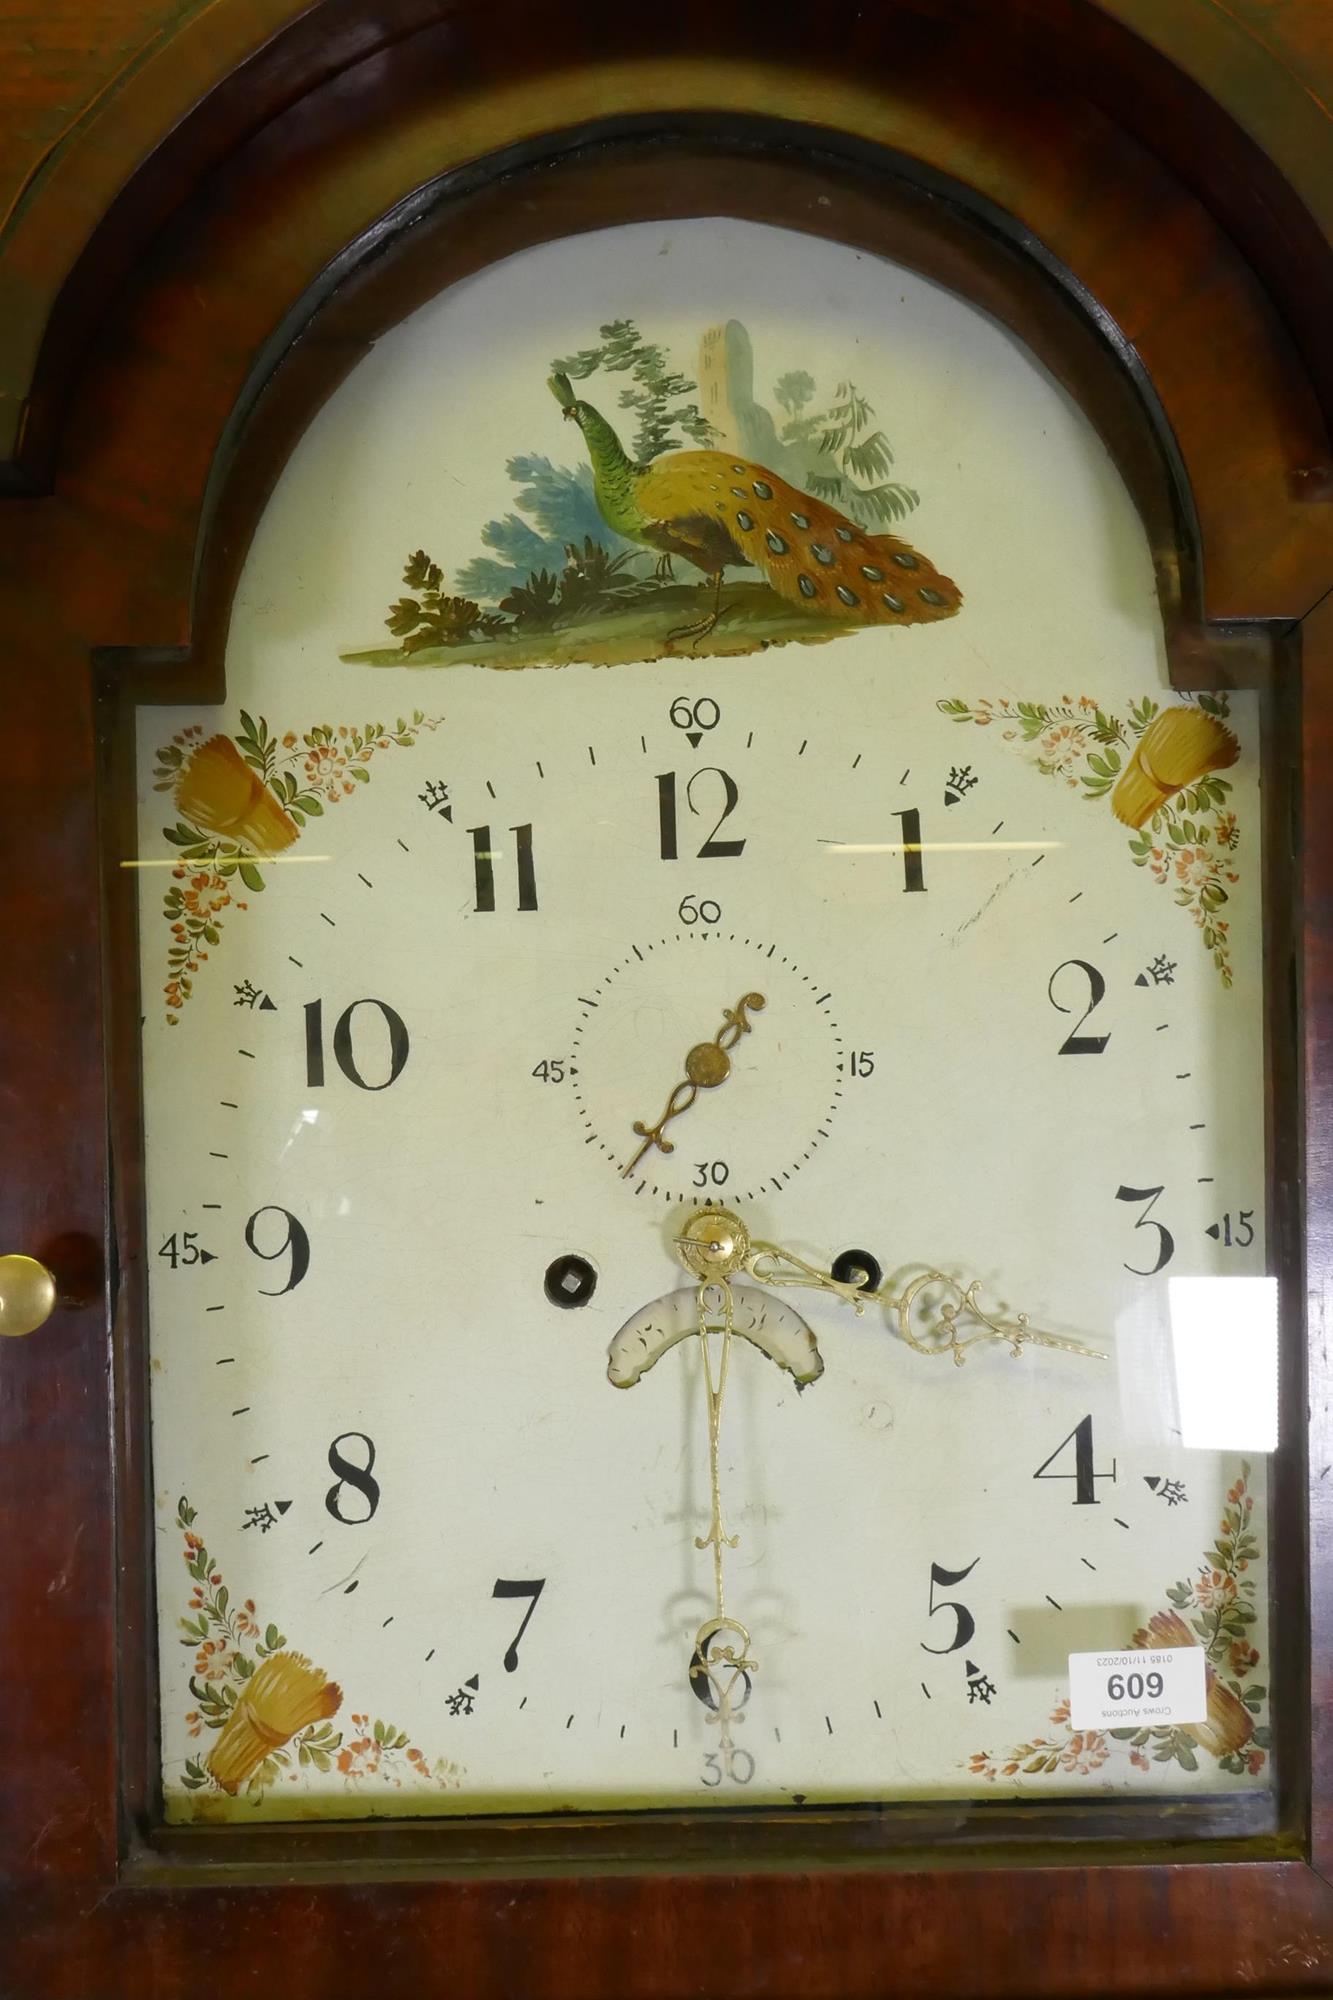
[622,992,766,1178]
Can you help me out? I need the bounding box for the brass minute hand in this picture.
[676,1206,1106,1365]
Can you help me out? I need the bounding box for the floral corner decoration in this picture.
[938,693,1241,984]
[175,1497,460,1805]
[151,710,441,1022]
[967,1463,1269,1786]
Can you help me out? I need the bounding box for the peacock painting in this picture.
[350,316,963,670]
[547,371,960,645]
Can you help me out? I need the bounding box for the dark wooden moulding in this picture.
[2,24,1332,2000]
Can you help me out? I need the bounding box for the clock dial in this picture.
[131,220,1274,1821]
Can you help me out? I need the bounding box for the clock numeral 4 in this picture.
[1033,1414,1116,1505]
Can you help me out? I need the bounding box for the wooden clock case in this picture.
[2,3,1332,1993]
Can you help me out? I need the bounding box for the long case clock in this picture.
[2,4,1331,1994]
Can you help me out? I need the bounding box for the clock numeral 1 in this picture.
[470,823,538,911]
[893,807,926,892]
[1033,1414,1116,1505]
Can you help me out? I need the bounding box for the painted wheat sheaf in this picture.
[1110,707,1240,829]
[207,1650,343,1793]
[175,733,300,853]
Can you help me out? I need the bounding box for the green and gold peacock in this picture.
[549,371,961,642]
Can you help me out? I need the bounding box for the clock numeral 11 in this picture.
[469,823,538,911]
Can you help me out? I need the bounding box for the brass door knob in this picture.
[0,1254,58,1337]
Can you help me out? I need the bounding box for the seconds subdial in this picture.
[570,933,843,1203]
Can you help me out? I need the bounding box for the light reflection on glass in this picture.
[1169,1275,1278,1451]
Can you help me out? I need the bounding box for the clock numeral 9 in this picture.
[304,997,409,1091]
[921,1556,979,1654]
[245,1205,310,1295]
[325,1432,380,1523]
[1033,1414,1116,1505]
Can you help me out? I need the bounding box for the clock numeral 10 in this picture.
[469,823,538,911]
[304,998,410,1090]
[1033,1414,1116,1505]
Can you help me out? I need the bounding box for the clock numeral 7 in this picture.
[492,1577,545,1672]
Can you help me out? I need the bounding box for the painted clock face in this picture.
[131,220,1276,1822]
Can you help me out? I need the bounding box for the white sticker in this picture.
[1067,1647,1207,1730]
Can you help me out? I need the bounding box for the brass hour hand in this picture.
[622,992,766,1177]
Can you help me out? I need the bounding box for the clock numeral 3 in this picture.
[1033,1414,1116,1505]
[304,997,410,1091]
[1116,1182,1175,1274]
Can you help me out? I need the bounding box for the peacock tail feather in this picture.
[635,449,961,625]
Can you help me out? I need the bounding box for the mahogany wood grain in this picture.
[1,8,1332,1994]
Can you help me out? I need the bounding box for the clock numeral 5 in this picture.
[921,1557,979,1654]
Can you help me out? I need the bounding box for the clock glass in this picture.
[126,219,1278,1822]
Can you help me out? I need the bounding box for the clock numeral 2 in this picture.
[304,998,410,1090]
[469,823,538,911]
[1048,958,1111,1054]
[1033,1414,1116,1505]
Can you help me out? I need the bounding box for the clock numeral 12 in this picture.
[469,823,538,911]
[657,769,745,860]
